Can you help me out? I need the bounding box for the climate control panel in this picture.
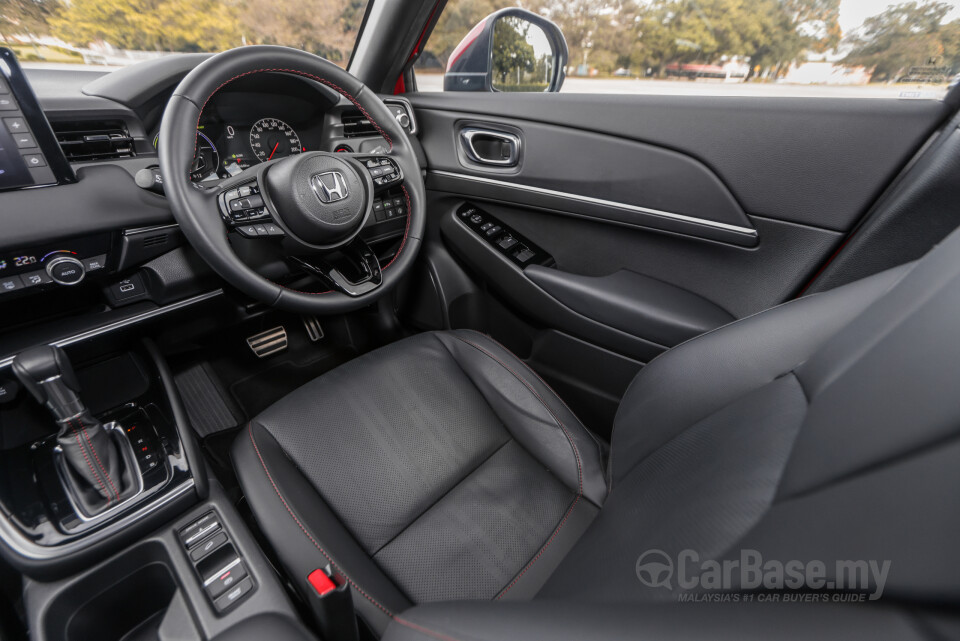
[0,234,111,297]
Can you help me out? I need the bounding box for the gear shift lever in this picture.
[12,345,134,515]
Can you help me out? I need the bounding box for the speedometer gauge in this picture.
[249,118,302,162]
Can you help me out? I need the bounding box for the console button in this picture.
[0,79,9,94]
[20,270,51,287]
[190,532,227,561]
[0,275,23,293]
[213,577,254,612]
[22,154,46,168]
[83,254,107,272]
[2,117,26,133]
[206,558,248,599]
[47,257,85,285]
[0,96,15,111]
[0,380,18,403]
[12,132,34,148]
[180,512,221,547]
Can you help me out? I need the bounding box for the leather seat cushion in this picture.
[234,330,604,632]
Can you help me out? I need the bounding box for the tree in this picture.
[844,1,955,81]
[422,0,516,68]
[492,16,536,84]
[50,0,240,51]
[240,0,362,62]
[0,0,61,39]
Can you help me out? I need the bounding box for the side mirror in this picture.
[443,8,568,93]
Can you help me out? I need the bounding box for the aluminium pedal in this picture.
[301,315,324,342]
[246,326,288,358]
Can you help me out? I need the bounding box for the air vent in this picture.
[341,111,379,138]
[53,120,136,162]
[142,233,168,248]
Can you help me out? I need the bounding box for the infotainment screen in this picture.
[0,47,75,192]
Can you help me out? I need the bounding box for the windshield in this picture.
[0,0,370,68]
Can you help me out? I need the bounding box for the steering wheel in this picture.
[158,46,425,314]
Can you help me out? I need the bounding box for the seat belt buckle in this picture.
[304,565,359,641]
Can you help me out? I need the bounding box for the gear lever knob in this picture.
[12,345,85,421]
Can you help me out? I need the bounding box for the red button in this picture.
[307,569,336,596]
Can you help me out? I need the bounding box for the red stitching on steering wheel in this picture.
[190,66,410,296]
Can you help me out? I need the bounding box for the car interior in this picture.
[1,0,960,639]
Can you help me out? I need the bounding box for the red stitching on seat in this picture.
[74,419,121,502]
[246,423,395,618]
[451,336,584,598]
[68,421,110,504]
[393,617,466,641]
[189,66,411,296]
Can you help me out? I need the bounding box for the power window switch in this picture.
[497,235,518,251]
[514,247,536,263]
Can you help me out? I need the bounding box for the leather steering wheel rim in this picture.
[158,45,425,314]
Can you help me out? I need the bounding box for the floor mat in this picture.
[174,362,242,437]
[228,349,354,419]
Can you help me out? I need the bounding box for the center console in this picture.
[0,342,202,571]
[0,339,315,640]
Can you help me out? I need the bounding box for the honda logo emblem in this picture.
[311,171,349,203]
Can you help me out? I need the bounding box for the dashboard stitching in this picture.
[193,67,409,296]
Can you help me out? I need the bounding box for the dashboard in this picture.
[0,49,420,355]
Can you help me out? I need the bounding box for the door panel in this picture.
[411,93,949,231]
[406,92,951,428]
[423,112,757,246]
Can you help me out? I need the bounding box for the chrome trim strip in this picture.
[0,289,224,369]
[429,170,758,237]
[123,223,180,236]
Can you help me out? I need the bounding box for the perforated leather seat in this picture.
[235,226,960,636]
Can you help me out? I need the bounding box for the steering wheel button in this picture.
[237,225,258,238]
[224,189,240,201]
[263,223,285,237]
[238,186,252,197]
[373,200,383,211]
[254,224,269,236]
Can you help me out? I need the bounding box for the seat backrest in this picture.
[539,225,960,605]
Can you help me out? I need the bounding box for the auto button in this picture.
[46,256,85,285]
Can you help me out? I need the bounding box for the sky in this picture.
[839,0,960,33]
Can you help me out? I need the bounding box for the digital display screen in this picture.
[0,125,33,191]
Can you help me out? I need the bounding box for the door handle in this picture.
[459,128,521,167]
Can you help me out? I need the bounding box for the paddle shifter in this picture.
[12,345,138,516]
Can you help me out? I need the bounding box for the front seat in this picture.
[234,228,960,635]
